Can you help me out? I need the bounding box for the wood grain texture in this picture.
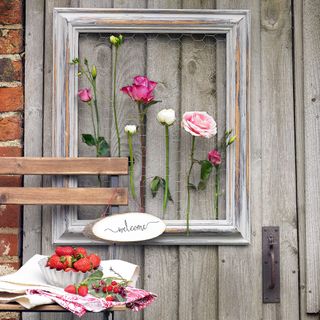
[23,5,45,320]
[303,0,320,314]
[111,2,146,319]
[0,187,127,205]
[0,157,128,175]
[178,1,218,319]
[144,1,181,319]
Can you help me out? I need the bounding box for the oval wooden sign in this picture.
[91,212,166,243]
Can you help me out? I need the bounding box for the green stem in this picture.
[112,47,121,157]
[163,125,169,215]
[186,136,196,234]
[138,102,146,212]
[92,80,100,139]
[88,102,97,141]
[127,133,136,199]
[214,165,220,219]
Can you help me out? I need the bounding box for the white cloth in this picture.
[0,254,139,309]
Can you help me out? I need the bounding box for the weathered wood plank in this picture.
[111,1,147,319]
[260,0,299,318]
[0,188,127,205]
[24,4,45,320]
[178,1,218,319]
[216,0,262,319]
[303,0,320,314]
[144,1,181,319]
[0,157,128,175]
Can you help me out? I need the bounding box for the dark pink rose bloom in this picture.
[121,76,157,104]
[78,88,92,102]
[182,111,217,138]
[208,149,222,166]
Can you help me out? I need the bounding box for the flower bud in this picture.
[78,88,92,102]
[91,65,97,79]
[84,58,88,65]
[208,149,222,166]
[227,135,236,146]
[110,35,124,47]
[157,108,176,126]
[125,125,137,135]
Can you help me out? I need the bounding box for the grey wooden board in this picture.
[304,0,320,314]
[23,0,316,320]
[23,3,45,320]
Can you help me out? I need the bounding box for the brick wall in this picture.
[0,1,24,318]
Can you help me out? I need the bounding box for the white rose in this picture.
[124,125,137,134]
[157,108,176,126]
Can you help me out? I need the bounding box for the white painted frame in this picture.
[52,9,250,245]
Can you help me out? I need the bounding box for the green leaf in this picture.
[159,178,174,202]
[97,137,110,157]
[150,176,161,197]
[188,183,197,190]
[82,134,96,146]
[114,294,126,302]
[144,100,161,109]
[198,160,213,190]
[82,270,103,285]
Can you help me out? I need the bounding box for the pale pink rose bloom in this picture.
[78,88,92,102]
[181,111,217,138]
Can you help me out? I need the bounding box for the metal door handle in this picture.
[268,245,275,289]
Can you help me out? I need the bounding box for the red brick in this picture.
[0,87,23,112]
[0,205,20,228]
[0,146,22,156]
[0,261,20,276]
[0,234,19,256]
[0,58,22,82]
[0,29,23,54]
[0,175,22,187]
[0,116,22,141]
[0,0,23,25]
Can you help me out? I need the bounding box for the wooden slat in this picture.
[0,303,126,312]
[303,0,320,314]
[0,188,128,205]
[0,157,128,175]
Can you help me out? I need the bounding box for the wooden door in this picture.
[24,1,319,319]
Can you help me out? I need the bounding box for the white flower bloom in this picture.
[124,125,137,135]
[157,108,176,126]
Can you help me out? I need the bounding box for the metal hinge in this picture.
[262,226,280,303]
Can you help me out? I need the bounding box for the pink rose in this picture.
[78,88,92,102]
[121,76,157,104]
[208,149,222,166]
[182,111,217,138]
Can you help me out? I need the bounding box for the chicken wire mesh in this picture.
[76,32,227,221]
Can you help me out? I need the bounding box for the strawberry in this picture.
[106,295,114,302]
[88,254,101,269]
[106,285,113,292]
[64,284,77,294]
[73,247,87,258]
[111,281,118,286]
[73,257,92,272]
[55,246,74,257]
[113,286,119,294]
[60,255,73,269]
[47,255,64,270]
[65,268,76,272]
[78,284,88,297]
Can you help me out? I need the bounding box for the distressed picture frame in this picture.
[52,9,250,245]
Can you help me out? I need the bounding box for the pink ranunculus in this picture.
[208,149,222,166]
[121,76,157,104]
[78,88,92,102]
[182,111,217,138]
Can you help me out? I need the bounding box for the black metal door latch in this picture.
[262,226,280,303]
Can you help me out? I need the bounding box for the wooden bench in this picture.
[0,157,129,319]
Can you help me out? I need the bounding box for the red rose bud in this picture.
[208,149,222,166]
[78,88,92,102]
